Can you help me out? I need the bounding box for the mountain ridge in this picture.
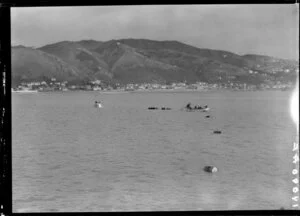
[11,38,299,87]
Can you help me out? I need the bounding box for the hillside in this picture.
[11,46,80,87]
[11,39,299,86]
[38,40,112,81]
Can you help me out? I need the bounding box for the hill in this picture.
[38,40,112,80]
[11,39,299,86]
[11,46,80,87]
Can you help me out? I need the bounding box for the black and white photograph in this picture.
[9,4,299,212]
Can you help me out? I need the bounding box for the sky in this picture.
[11,4,299,60]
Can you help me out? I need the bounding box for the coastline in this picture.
[127,88,292,93]
[11,88,293,94]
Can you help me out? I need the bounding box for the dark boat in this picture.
[148,107,159,110]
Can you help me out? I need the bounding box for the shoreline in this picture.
[12,88,293,94]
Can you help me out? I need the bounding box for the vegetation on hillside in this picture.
[11,39,299,87]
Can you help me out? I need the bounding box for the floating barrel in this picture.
[203,166,218,173]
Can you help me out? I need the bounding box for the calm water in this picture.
[12,90,296,212]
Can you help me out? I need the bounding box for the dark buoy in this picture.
[203,166,218,173]
[213,130,222,134]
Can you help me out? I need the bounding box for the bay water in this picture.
[12,90,296,211]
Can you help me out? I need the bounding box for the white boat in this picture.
[204,166,218,173]
[202,107,210,112]
[94,102,103,108]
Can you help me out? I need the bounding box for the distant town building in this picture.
[91,80,102,85]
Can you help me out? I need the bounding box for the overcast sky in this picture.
[11,4,299,60]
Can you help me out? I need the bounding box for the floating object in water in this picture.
[186,104,203,111]
[183,104,209,112]
[213,130,222,134]
[94,101,103,108]
[184,108,202,112]
[194,106,203,110]
[205,115,210,118]
[148,107,171,110]
[204,166,218,173]
[184,107,208,112]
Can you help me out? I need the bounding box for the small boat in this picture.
[184,108,204,112]
[161,107,171,110]
[94,101,103,108]
[148,107,159,110]
[183,104,210,112]
[213,130,222,134]
[203,166,218,173]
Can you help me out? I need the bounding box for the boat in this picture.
[183,108,201,112]
[94,102,103,108]
[148,107,159,110]
[183,103,210,112]
[183,107,209,112]
[203,166,218,173]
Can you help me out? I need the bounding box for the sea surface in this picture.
[12,90,297,212]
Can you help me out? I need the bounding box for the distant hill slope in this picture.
[11,46,80,87]
[38,40,112,81]
[12,39,299,86]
